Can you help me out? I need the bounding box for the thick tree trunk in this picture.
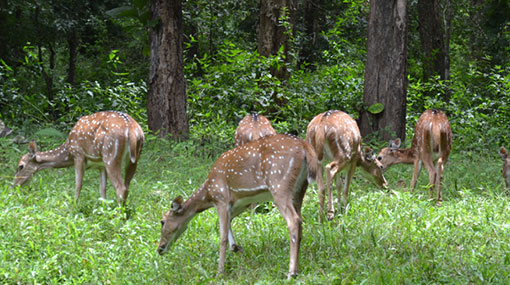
[148,0,189,139]
[418,0,446,82]
[359,0,408,142]
[258,0,296,81]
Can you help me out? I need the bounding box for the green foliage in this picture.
[186,40,366,152]
[407,64,510,150]
[0,46,147,135]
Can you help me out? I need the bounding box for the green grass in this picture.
[1,137,510,283]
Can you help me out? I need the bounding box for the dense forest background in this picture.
[1,0,510,152]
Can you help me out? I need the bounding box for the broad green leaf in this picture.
[367,103,384,114]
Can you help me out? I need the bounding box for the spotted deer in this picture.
[498,147,510,188]
[14,111,144,206]
[376,109,452,203]
[157,134,317,279]
[234,113,276,147]
[306,110,387,221]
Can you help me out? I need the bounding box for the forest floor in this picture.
[0,136,509,284]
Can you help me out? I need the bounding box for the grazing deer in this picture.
[234,113,276,147]
[498,147,510,188]
[157,134,317,279]
[376,109,452,203]
[306,110,387,221]
[14,111,144,206]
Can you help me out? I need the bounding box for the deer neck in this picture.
[181,184,215,219]
[395,146,417,164]
[35,144,74,170]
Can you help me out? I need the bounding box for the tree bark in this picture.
[67,29,77,87]
[0,0,7,62]
[148,0,189,139]
[298,0,320,69]
[359,0,408,142]
[417,0,447,82]
[258,0,297,81]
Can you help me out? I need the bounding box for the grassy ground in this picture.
[1,136,509,284]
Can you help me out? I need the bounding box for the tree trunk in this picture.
[0,0,7,62]
[67,29,77,87]
[443,0,453,81]
[298,0,320,69]
[148,0,189,139]
[258,0,297,113]
[418,0,446,82]
[258,0,297,80]
[359,0,408,142]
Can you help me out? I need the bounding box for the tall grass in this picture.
[0,137,509,283]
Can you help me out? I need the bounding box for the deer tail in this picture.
[128,123,144,164]
[303,141,318,183]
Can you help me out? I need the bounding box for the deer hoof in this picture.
[287,272,298,280]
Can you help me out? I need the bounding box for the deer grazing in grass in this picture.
[157,134,317,279]
[234,113,276,147]
[376,109,452,203]
[306,110,387,221]
[498,147,510,188]
[14,111,144,206]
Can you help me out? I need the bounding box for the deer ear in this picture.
[170,196,183,214]
[499,147,508,160]
[364,146,375,161]
[28,141,38,155]
[390,138,401,150]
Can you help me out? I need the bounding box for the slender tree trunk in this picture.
[418,0,446,82]
[359,0,408,142]
[443,0,453,81]
[0,0,7,62]
[148,0,189,139]
[35,5,57,120]
[298,0,320,69]
[67,29,77,87]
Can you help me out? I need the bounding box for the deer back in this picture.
[66,111,144,165]
[414,109,452,161]
[234,114,276,147]
[306,110,362,162]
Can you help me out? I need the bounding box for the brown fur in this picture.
[377,109,452,203]
[14,111,144,206]
[158,134,317,279]
[306,110,387,220]
[234,114,276,147]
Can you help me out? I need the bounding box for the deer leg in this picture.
[422,159,437,199]
[273,196,302,279]
[216,203,230,276]
[316,162,326,222]
[124,161,138,189]
[74,157,85,201]
[105,163,128,206]
[340,162,356,213]
[99,168,107,199]
[410,160,422,191]
[228,204,250,253]
[325,161,338,220]
[326,160,346,220]
[435,157,446,202]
